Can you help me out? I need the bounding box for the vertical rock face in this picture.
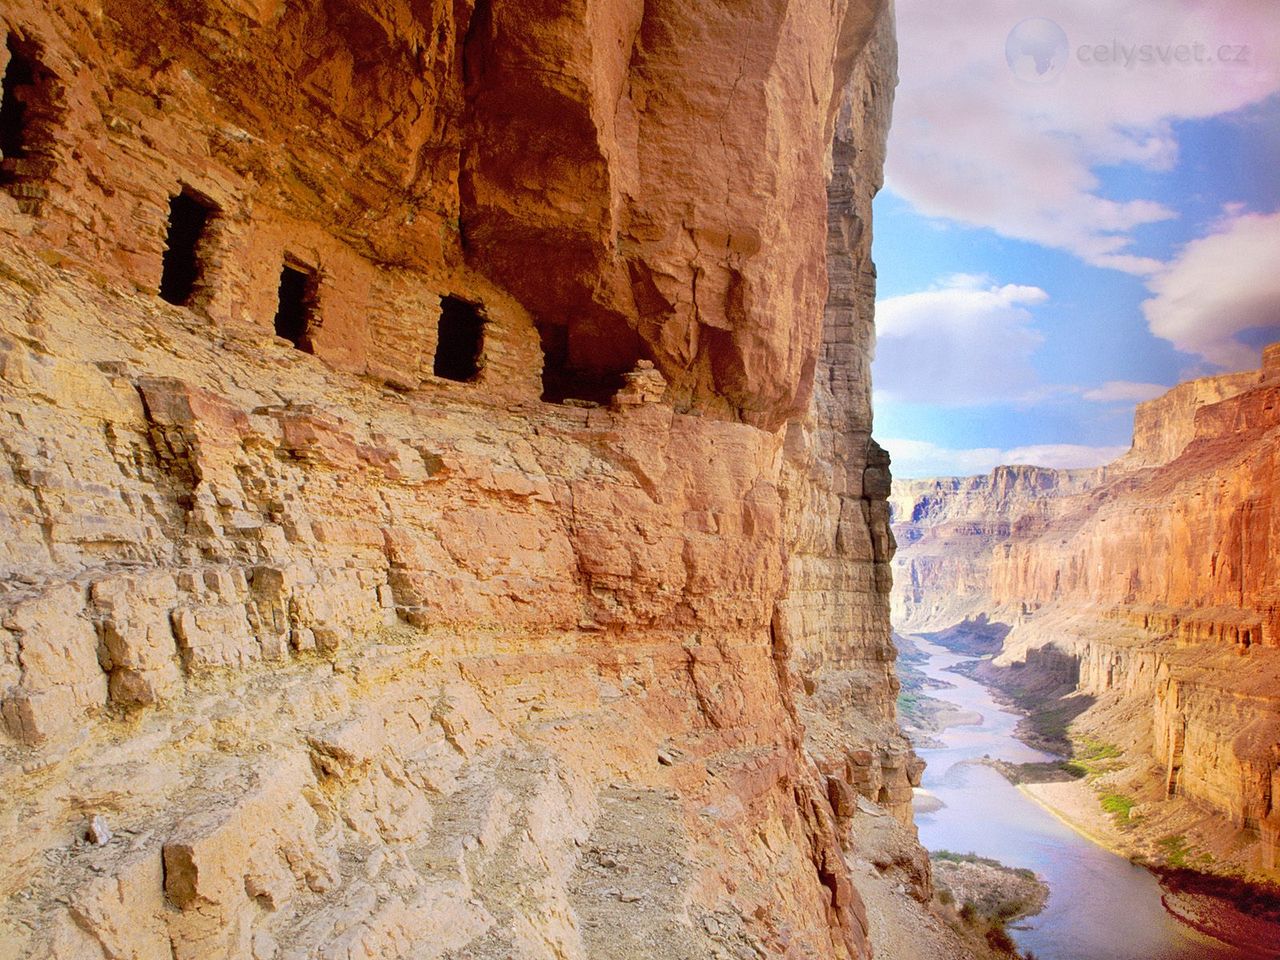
[1118,371,1257,470]
[0,2,918,958]
[891,348,1280,876]
[779,9,925,873]
[889,466,1105,631]
[463,0,880,425]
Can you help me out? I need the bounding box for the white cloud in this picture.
[874,277,1048,405]
[1082,381,1169,403]
[889,1,1280,273]
[1141,210,1280,369]
[883,437,1129,479]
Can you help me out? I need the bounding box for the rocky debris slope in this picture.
[891,345,1280,879]
[0,1,932,958]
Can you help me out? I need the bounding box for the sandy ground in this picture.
[1020,780,1129,852]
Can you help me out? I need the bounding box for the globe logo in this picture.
[1005,18,1070,84]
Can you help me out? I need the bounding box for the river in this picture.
[909,634,1247,960]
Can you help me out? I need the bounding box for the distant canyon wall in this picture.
[889,464,1105,632]
[891,345,1280,874]
[0,2,922,959]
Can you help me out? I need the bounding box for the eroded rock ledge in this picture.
[0,1,922,958]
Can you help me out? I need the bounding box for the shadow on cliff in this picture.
[919,615,1011,657]
[952,645,1092,756]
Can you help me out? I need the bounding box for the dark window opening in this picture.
[537,320,640,405]
[876,786,891,806]
[0,32,55,213]
[159,191,215,306]
[434,295,484,382]
[274,262,318,351]
[0,35,35,165]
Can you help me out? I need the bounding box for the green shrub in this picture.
[985,926,1017,952]
[1077,739,1121,760]
[1067,738,1125,779]
[1100,793,1135,823]
[1158,834,1191,867]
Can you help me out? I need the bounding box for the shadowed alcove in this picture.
[0,32,57,207]
[274,261,318,351]
[434,295,485,382]
[159,191,216,306]
[536,318,644,405]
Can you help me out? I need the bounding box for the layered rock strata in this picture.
[780,8,927,894]
[889,465,1105,632]
[0,1,923,958]
[891,349,1280,876]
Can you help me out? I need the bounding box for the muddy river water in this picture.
[909,635,1247,960]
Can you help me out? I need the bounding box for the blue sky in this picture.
[874,1,1280,477]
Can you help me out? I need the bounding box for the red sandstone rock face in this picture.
[463,0,888,426]
[1119,370,1257,470]
[0,1,917,958]
[891,348,1280,877]
[781,11,925,873]
[1,0,881,429]
[989,373,1280,636]
[779,12,928,900]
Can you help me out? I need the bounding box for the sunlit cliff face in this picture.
[0,3,929,959]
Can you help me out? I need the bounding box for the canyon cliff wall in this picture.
[891,347,1280,876]
[889,465,1105,632]
[0,2,924,959]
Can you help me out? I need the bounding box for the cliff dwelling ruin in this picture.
[0,3,924,959]
[159,191,215,307]
[274,260,320,351]
[433,295,485,383]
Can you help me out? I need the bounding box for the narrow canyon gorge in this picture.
[893,346,1280,898]
[0,2,975,959]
